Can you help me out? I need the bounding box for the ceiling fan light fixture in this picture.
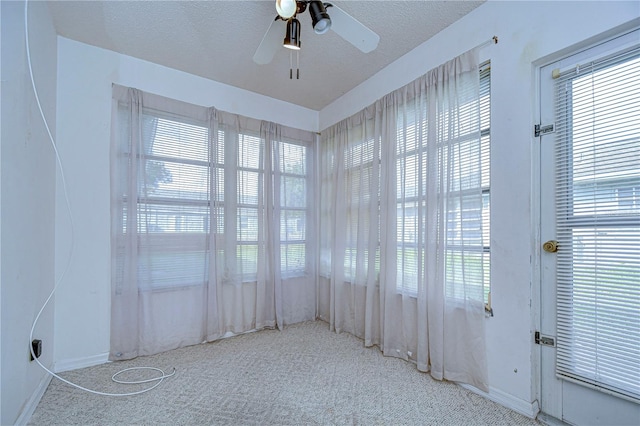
[275,0,297,19]
[283,18,301,50]
[309,1,331,34]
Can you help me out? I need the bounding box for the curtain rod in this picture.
[478,35,499,50]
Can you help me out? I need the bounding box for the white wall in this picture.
[320,0,639,415]
[0,1,58,424]
[53,38,319,368]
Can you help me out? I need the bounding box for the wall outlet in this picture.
[30,339,42,361]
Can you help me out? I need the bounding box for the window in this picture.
[395,104,426,295]
[553,48,640,400]
[480,65,491,304]
[236,133,263,278]
[343,137,381,283]
[135,113,211,290]
[396,64,491,303]
[279,141,309,276]
[117,103,313,289]
[442,64,490,304]
[324,63,491,299]
[617,186,640,211]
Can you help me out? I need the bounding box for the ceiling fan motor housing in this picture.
[296,1,308,14]
[284,17,301,50]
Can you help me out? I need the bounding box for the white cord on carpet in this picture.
[24,0,175,396]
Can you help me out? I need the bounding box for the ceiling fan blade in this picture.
[253,17,286,64]
[327,4,379,53]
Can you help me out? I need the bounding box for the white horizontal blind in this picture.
[236,133,263,279]
[553,46,640,400]
[480,65,491,304]
[440,65,484,304]
[137,111,211,290]
[396,102,426,296]
[279,141,308,275]
[343,137,380,284]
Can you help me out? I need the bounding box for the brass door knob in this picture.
[543,240,558,253]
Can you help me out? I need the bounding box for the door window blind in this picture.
[553,46,640,400]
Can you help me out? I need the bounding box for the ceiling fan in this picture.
[253,0,380,65]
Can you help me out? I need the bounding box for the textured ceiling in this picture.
[48,1,484,111]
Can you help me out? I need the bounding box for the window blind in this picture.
[279,141,308,275]
[480,64,491,305]
[344,137,380,283]
[553,46,640,400]
[136,113,211,290]
[441,64,491,303]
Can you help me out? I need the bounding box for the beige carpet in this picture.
[30,321,540,425]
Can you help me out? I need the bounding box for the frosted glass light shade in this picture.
[276,0,296,19]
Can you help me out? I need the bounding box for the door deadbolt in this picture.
[543,240,558,253]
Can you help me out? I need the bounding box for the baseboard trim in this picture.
[54,352,109,373]
[14,373,52,426]
[459,383,540,419]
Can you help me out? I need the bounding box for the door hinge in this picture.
[534,123,554,137]
[535,331,555,347]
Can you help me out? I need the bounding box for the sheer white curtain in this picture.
[110,86,316,359]
[319,49,488,390]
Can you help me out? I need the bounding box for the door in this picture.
[539,29,640,425]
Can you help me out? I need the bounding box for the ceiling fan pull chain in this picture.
[297,51,300,79]
[289,50,293,79]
